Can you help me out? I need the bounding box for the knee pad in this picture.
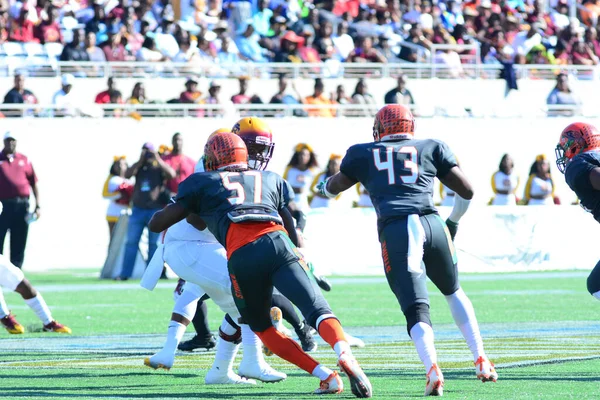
[219,313,242,344]
[404,302,431,335]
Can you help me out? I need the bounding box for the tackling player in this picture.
[317,104,497,396]
[0,203,71,334]
[143,127,284,384]
[555,122,600,300]
[149,132,373,398]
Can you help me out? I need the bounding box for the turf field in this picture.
[2,270,600,399]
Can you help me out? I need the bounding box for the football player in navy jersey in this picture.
[317,104,497,396]
[556,122,600,299]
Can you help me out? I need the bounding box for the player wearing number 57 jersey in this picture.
[149,132,372,398]
[317,105,497,397]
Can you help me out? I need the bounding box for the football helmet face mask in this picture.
[204,132,249,172]
[231,117,275,171]
[373,104,415,142]
[555,122,600,173]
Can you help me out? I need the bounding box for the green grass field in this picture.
[2,270,600,399]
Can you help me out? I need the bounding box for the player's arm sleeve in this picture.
[175,175,203,214]
[278,177,295,210]
[434,141,458,178]
[566,159,597,193]
[339,146,363,184]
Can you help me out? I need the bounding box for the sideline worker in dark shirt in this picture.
[118,143,176,280]
[0,131,40,269]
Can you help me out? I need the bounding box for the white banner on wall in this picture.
[0,117,598,272]
[304,206,600,275]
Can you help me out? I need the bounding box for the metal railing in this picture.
[0,102,588,119]
[2,59,600,80]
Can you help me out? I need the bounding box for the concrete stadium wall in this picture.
[1,77,599,112]
[1,117,598,272]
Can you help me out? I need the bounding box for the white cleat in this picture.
[475,356,498,383]
[338,352,373,398]
[238,362,287,383]
[345,333,366,348]
[143,350,175,370]
[314,371,344,395]
[205,368,257,385]
[425,364,444,396]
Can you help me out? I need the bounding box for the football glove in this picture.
[316,180,337,199]
[445,219,458,241]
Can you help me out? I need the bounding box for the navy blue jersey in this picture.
[565,152,600,223]
[340,139,457,229]
[175,170,294,247]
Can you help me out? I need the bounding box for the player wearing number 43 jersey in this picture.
[149,132,372,398]
[317,104,497,397]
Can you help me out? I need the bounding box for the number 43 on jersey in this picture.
[373,146,419,185]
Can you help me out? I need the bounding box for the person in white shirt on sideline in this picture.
[52,74,77,117]
[490,153,520,206]
[283,143,319,213]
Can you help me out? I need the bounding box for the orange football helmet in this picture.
[231,117,275,171]
[204,132,248,172]
[556,122,600,173]
[373,104,415,142]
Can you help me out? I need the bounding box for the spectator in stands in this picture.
[52,74,77,117]
[205,81,227,117]
[162,133,196,197]
[585,27,600,57]
[335,84,351,105]
[299,26,321,63]
[119,142,175,281]
[512,22,544,64]
[351,78,377,117]
[85,3,108,45]
[95,77,118,104]
[274,30,303,62]
[547,73,581,116]
[154,17,180,60]
[524,154,556,206]
[124,18,146,55]
[304,78,336,117]
[34,5,62,44]
[399,24,432,63]
[85,32,106,62]
[315,20,335,61]
[491,153,519,206]
[102,32,130,62]
[552,41,570,65]
[3,74,37,117]
[332,21,354,61]
[0,14,8,44]
[179,78,202,104]
[59,29,90,62]
[310,154,343,208]
[253,0,273,37]
[571,40,598,65]
[231,76,250,104]
[102,156,133,242]
[236,20,270,62]
[9,5,36,43]
[384,75,415,105]
[136,36,168,61]
[377,34,400,63]
[269,74,305,116]
[284,143,319,212]
[216,36,241,64]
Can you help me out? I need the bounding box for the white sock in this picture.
[241,323,264,365]
[0,289,9,318]
[211,338,239,373]
[410,322,438,372]
[593,291,600,300]
[445,288,486,362]
[163,321,186,355]
[333,341,352,358]
[311,364,334,380]
[24,294,53,325]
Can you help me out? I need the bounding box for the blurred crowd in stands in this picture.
[1,0,600,68]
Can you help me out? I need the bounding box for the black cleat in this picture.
[315,275,332,292]
[177,335,217,352]
[297,322,318,352]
